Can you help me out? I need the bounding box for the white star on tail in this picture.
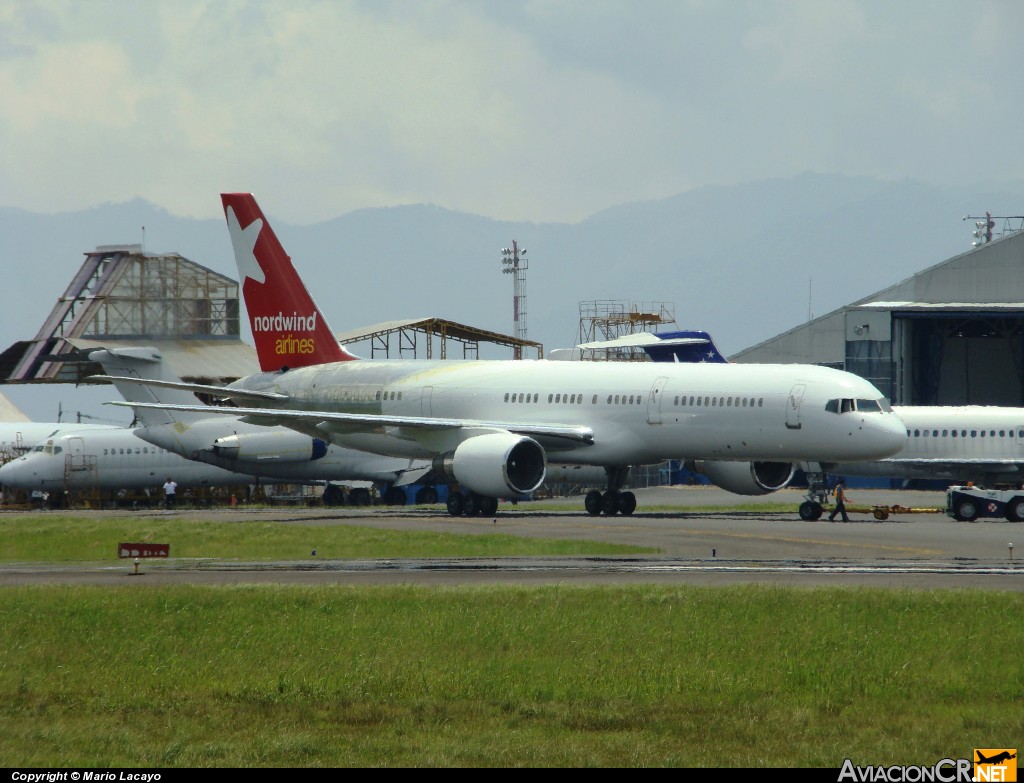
[225,205,265,285]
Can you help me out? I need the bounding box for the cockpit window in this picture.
[827,397,891,414]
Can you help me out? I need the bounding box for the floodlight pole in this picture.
[500,240,529,359]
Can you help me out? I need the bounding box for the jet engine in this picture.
[210,432,329,463]
[432,432,546,497]
[685,460,796,496]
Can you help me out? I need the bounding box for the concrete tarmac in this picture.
[2,486,1022,590]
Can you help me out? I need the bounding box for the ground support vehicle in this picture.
[946,484,1024,522]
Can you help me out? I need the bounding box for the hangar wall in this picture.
[732,230,1024,406]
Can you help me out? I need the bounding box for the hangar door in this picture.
[892,312,1024,405]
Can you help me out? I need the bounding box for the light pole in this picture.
[500,240,528,359]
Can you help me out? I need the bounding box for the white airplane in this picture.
[104,193,906,518]
[0,425,259,500]
[89,345,435,506]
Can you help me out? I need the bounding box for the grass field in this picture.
[1,514,1021,768]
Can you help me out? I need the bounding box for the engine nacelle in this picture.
[211,431,329,464]
[432,432,546,497]
[685,460,796,496]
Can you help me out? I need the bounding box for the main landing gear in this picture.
[585,466,636,516]
[446,490,499,517]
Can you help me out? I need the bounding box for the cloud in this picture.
[0,0,1020,224]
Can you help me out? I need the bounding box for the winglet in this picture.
[221,193,359,371]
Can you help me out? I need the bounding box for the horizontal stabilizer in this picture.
[91,375,289,403]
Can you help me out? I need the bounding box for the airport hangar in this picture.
[730,226,1024,409]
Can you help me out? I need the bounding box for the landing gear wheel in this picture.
[463,493,481,517]
[322,484,345,507]
[383,487,407,506]
[618,491,637,516]
[584,490,603,516]
[601,491,620,516]
[799,501,823,521]
[1006,497,1024,522]
[415,486,439,505]
[479,496,498,517]
[446,491,465,517]
[350,488,372,506]
[953,498,979,522]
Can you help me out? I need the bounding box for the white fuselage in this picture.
[0,427,257,492]
[229,358,907,465]
[827,405,1024,483]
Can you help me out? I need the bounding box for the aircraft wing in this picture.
[107,401,596,450]
[91,375,288,403]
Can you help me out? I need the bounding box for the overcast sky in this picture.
[1,0,1021,225]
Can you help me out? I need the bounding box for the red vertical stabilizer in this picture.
[221,193,358,371]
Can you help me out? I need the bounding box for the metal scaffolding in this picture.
[576,300,677,361]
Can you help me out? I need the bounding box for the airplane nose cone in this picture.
[0,458,41,489]
[871,413,908,458]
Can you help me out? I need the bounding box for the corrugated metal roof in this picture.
[858,302,1024,311]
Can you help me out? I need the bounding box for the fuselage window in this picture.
[711,397,717,406]
[961,430,967,437]
[614,395,620,404]
[981,430,986,438]
[990,430,996,437]
[704,396,710,406]
[1000,430,1006,437]
[942,430,948,437]
[103,449,108,455]
[931,430,938,438]
[570,394,576,404]
[674,395,679,405]
[971,431,977,437]
[549,394,554,403]
[951,430,958,437]
[913,430,920,437]
[592,395,598,404]
[578,395,583,405]
[554,394,560,403]
[696,397,702,406]
[607,395,612,404]
[504,393,510,402]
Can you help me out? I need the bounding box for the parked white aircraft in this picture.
[105,193,906,518]
[90,345,434,505]
[0,425,258,498]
